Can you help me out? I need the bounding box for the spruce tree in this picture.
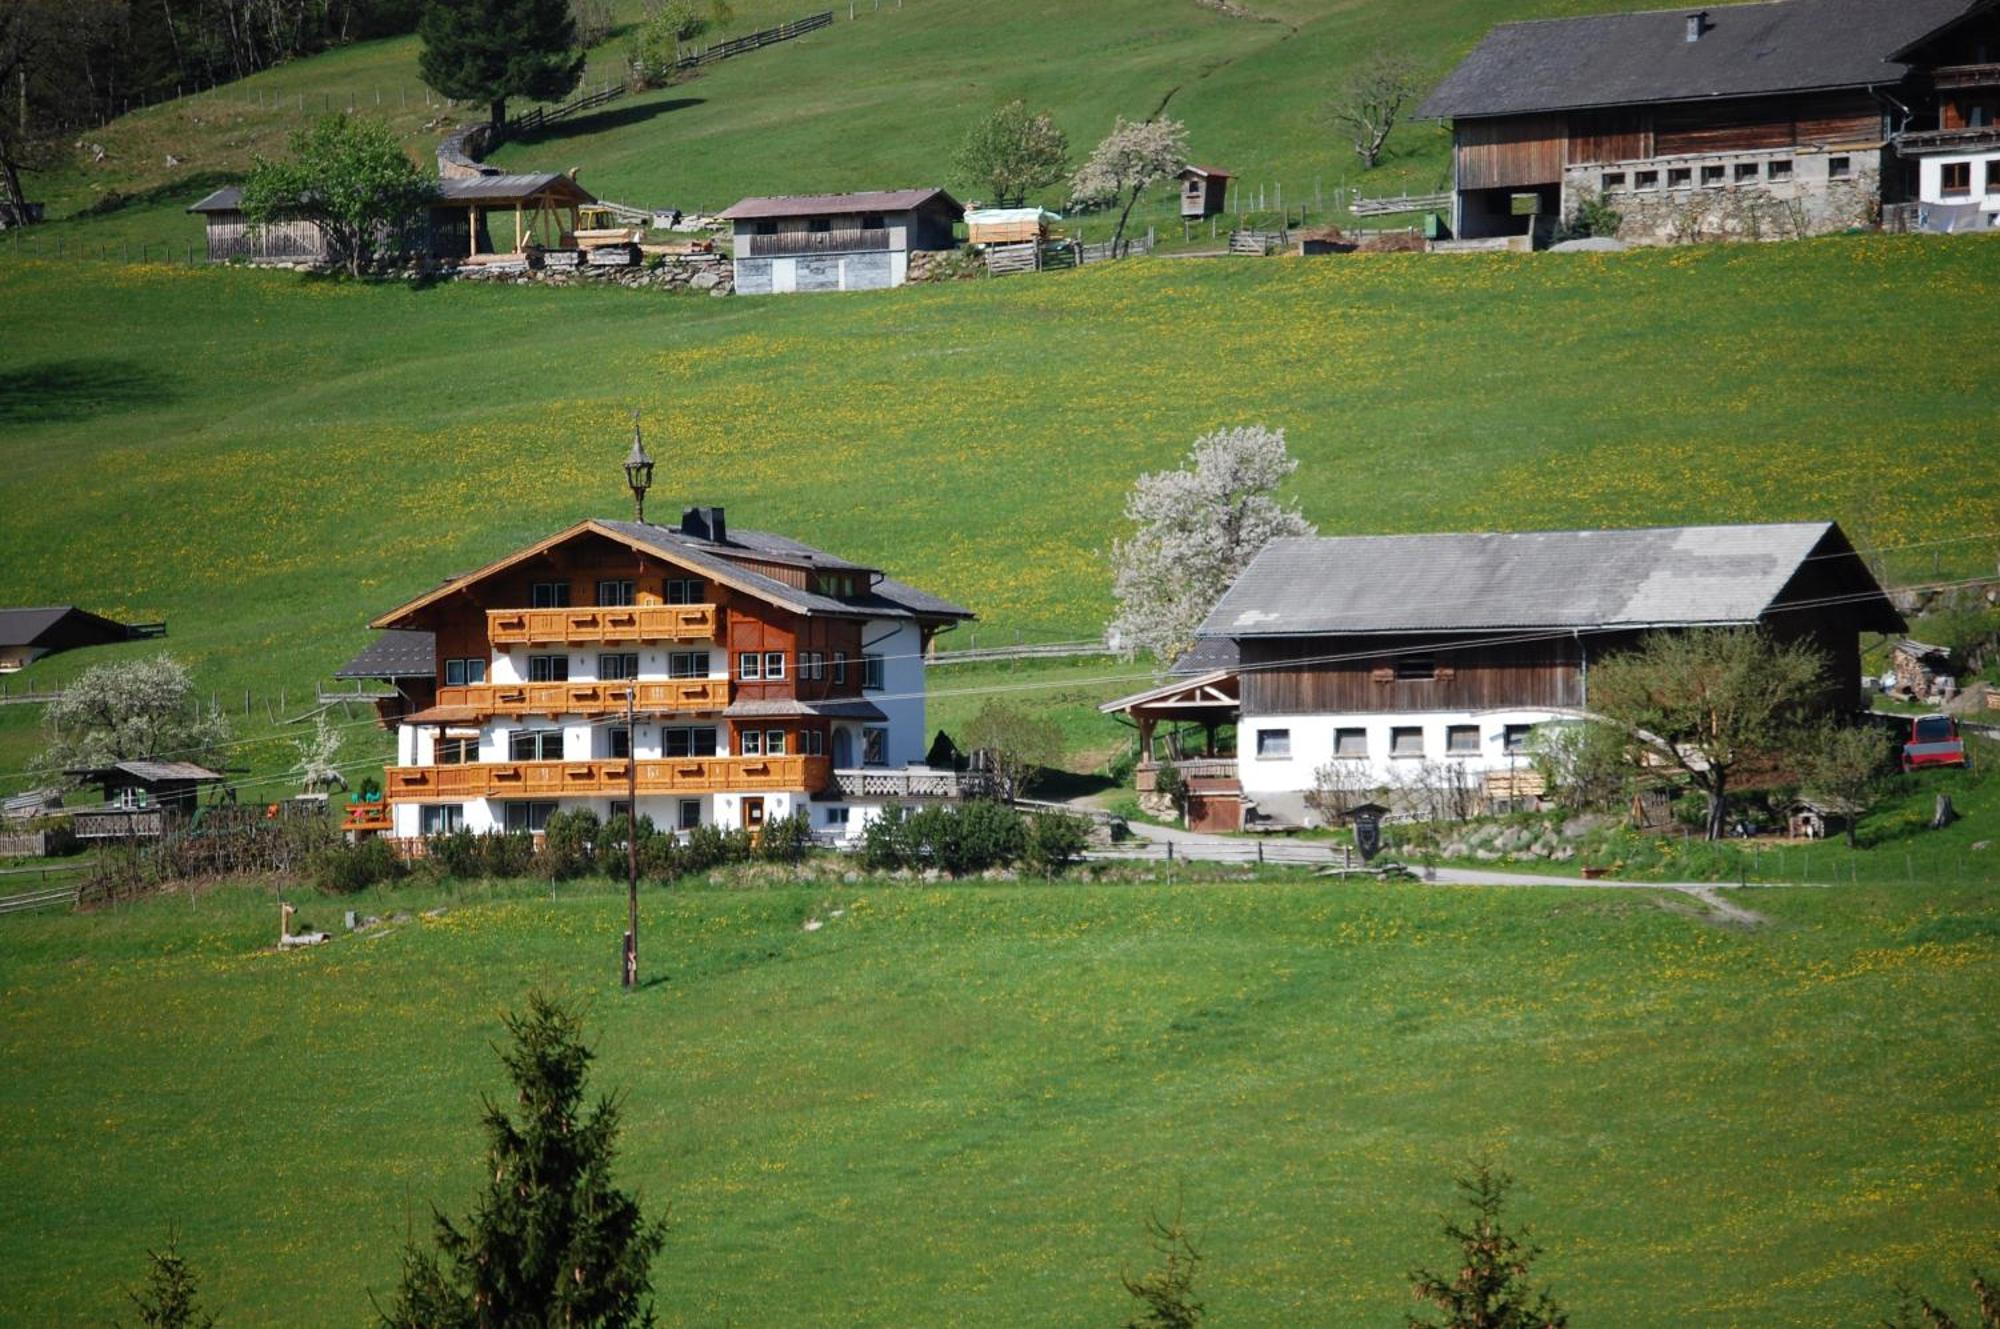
[118,1229,217,1329]
[417,0,584,131]
[376,993,667,1329]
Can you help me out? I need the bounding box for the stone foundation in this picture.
[246,252,733,294]
[1565,149,1883,244]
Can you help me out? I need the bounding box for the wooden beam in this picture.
[468,205,478,256]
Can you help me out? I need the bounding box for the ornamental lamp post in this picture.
[624,415,654,523]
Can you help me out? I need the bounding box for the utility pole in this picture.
[623,685,639,988]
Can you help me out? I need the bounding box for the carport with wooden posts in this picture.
[433,172,598,259]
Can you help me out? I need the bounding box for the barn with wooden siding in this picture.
[1419,0,1990,243]
[1108,522,1902,829]
[722,188,963,295]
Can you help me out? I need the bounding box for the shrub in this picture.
[682,822,733,872]
[478,831,535,879]
[861,805,912,871]
[629,0,706,86]
[639,832,683,882]
[429,828,482,878]
[923,801,1027,877]
[1024,810,1090,876]
[539,809,600,880]
[1561,190,1623,240]
[311,836,404,894]
[756,810,814,864]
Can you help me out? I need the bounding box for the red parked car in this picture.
[1900,714,1968,772]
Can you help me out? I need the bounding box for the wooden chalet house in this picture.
[339,497,974,846]
[1104,522,1901,829]
[721,188,963,294]
[1418,0,2000,243]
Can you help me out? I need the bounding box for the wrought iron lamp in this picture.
[624,414,654,523]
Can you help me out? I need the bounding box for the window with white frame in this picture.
[862,726,888,765]
[740,729,763,757]
[799,651,824,681]
[833,651,848,684]
[420,803,465,835]
[1255,728,1292,759]
[824,806,850,826]
[443,657,487,686]
[503,800,557,834]
[762,651,786,680]
[862,653,885,691]
[509,729,565,761]
[765,729,786,756]
[800,729,825,756]
[738,652,762,680]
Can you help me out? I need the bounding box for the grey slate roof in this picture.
[1198,522,1882,638]
[596,520,973,622]
[720,188,962,221]
[68,760,225,784]
[334,629,436,679]
[436,173,593,204]
[0,606,132,646]
[188,186,244,214]
[723,698,889,720]
[1417,0,1975,120]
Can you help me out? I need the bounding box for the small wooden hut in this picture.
[432,172,599,260]
[965,207,1056,245]
[1177,165,1232,219]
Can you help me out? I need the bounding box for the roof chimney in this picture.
[680,505,727,544]
[1686,10,1708,41]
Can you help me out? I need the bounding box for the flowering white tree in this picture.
[1108,425,1316,663]
[37,655,230,778]
[1069,115,1188,250]
[293,711,347,793]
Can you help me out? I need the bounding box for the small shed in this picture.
[1787,798,1850,841]
[965,207,1058,245]
[65,760,227,838]
[0,606,163,673]
[1178,165,1232,219]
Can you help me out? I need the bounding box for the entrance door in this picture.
[742,797,766,833]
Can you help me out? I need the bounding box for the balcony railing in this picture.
[342,801,393,833]
[740,228,893,257]
[486,604,719,646]
[387,756,829,801]
[829,767,995,800]
[1895,124,2000,154]
[71,808,170,839]
[1135,758,1238,793]
[437,679,728,716]
[1933,63,2000,90]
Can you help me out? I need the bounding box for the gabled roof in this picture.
[188,186,244,214]
[720,188,963,221]
[1178,165,1232,179]
[0,606,135,647]
[436,173,595,205]
[67,760,224,784]
[1198,522,1899,638]
[1418,0,1976,120]
[334,628,437,680]
[370,519,972,630]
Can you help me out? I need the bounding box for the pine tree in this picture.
[417,0,584,130]
[1408,1163,1566,1329]
[117,1229,217,1329]
[376,993,667,1329]
[1120,1206,1204,1329]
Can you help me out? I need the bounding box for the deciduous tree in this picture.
[37,655,229,779]
[417,0,583,130]
[1109,424,1315,663]
[955,99,1069,206]
[375,992,667,1329]
[242,114,435,275]
[963,699,1062,802]
[1070,115,1186,249]
[1798,719,1889,848]
[1585,628,1826,842]
[1318,49,1419,170]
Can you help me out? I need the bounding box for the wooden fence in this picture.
[506,82,626,137]
[1349,190,1451,218]
[931,638,1114,664]
[1077,231,1154,264]
[1228,228,1288,256]
[671,11,832,70]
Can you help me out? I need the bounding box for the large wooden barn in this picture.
[721,188,963,294]
[1104,521,1903,830]
[1419,0,2000,242]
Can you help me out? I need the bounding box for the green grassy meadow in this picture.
[2,872,1995,1326]
[3,236,1999,784]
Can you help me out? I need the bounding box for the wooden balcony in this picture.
[437,679,728,716]
[1135,758,1238,793]
[342,801,393,833]
[1933,62,2000,90]
[741,228,893,257]
[830,767,995,800]
[486,604,719,646]
[386,756,830,801]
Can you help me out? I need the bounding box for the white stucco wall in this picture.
[862,619,927,767]
[1916,151,2000,214]
[1238,708,1580,798]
